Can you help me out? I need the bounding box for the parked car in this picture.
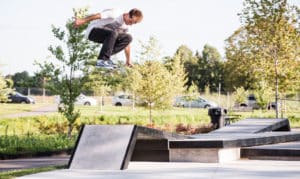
[174,96,218,108]
[8,92,35,104]
[112,94,134,106]
[56,94,97,106]
[239,94,277,110]
[75,94,97,106]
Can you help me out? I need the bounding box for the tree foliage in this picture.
[127,61,174,123]
[195,44,224,92]
[36,8,97,138]
[173,45,198,88]
[0,74,12,102]
[225,0,300,92]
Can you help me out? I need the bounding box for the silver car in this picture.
[112,94,134,106]
[174,96,218,108]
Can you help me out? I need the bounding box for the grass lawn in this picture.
[0,165,65,179]
[0,104,300,136]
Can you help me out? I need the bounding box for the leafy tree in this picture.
[173,45,198,88]
[10,71,36,90]
[164,53,187,96]
[195,44,224,92]
[233,87,249,107]
[253,81,274,109]
[225,27,257,91]
[36,8,97,138]
[0,74,12,102]
[128,61,174,124]
[135,36,162,63]
[225,0,300,117]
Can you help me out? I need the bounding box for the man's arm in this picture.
[124,45,132,67]
[73,13,101,28]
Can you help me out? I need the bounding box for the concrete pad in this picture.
[17,160,300,179]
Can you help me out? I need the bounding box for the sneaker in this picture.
[106,59,118,69]
[96,59,114,70]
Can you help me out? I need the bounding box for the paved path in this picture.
[0,155,69,172]
[17,160,300,179]
[0,104,58,119]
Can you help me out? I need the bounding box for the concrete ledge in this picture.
[171,132,300,149]
[170,148,240,163]
[241,141,300,161]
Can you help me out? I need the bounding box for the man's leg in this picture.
[112,33,132,55]
[88,28,118,60]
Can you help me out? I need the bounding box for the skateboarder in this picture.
[73,8,143,70]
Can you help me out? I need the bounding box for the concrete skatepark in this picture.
[14,117,300,178]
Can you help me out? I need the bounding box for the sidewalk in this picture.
[17,160,300,179]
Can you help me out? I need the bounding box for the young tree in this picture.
[253,81,274,109]
[233,87,249,107]
[128,61,173,124]
[135,36,162,64]
[129,37,186,123]
[36,8,98,138]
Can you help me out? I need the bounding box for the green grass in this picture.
[0,134,75,158]
[1,105,300,136]
[0,165,66,179]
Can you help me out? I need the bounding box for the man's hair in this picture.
[129,8,143,19]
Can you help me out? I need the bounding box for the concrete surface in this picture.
[0,155,69,172]
[17,160,300,179]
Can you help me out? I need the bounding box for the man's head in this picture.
[124,8,143,25]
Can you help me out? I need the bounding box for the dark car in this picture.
[8,92,35,104]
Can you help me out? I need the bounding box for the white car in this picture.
[174,96,218,108]
[56,94,97,106]
[75,94,97,106]
[112,94,134,106]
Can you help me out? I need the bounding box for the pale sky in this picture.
[0,0,299,75]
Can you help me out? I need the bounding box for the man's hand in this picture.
[126,62,133,68]
[73,18,86,28]
[73,13,101,28]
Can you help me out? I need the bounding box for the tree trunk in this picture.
[274,56,279,118]
[68,124,73,139]
[149,103,152,125]
[100,96,103,112]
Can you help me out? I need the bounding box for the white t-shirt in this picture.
[85,8,129,39]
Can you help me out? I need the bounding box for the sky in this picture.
[0,0,299,76]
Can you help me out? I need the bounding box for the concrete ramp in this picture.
[68,125,137,170]
[68,125,187,169]
[210,118,290,134]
